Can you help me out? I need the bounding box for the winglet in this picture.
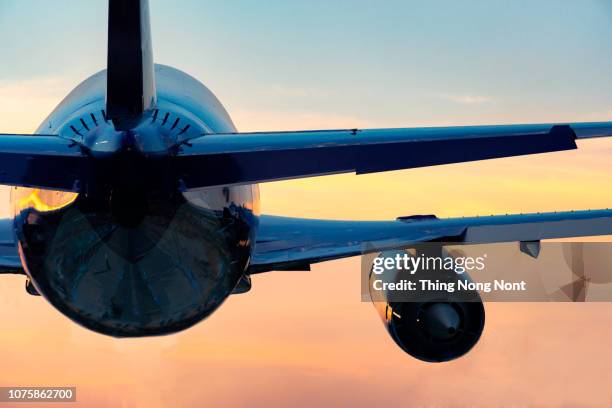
[106,0,157,130]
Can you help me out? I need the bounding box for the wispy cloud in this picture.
[435,93,492,105]
[230,109,396,132]
[576,109,612,122]
[263,84,332,98]
[0,76,75,133]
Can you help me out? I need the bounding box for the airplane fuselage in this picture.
[10,64,260,336]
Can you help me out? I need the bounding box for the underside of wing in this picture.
[176,122,612,188]
[249,209,612,273]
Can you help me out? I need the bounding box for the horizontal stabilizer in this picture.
[0,134,87,191]
[177,121,612,189]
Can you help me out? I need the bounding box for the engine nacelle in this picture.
[369,249,485,362]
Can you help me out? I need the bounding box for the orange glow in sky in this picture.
[2,1,612,406]
[0,133,611,407]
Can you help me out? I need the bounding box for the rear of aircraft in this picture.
[9,0,255,337]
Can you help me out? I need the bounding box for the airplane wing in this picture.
[248,209,612,273]
[0,217,23,274]
[176,122,612,188]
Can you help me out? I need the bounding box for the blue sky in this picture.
[1,0,612,132]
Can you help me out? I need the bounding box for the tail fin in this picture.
[106,0,157,130]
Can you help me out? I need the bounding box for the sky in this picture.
[1,1,612,407]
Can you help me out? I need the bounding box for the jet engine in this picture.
[369,249,485,362]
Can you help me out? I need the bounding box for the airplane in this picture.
[1,0,612,363]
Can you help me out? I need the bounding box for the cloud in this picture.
[575,108,612,122]
[229,109,400,132]
[0,76,75,133]
[264,84,332,98]
[435,93,492,105]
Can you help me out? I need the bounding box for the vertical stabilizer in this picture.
[106,0,157,130]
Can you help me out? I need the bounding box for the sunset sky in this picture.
[1,1,612,406]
